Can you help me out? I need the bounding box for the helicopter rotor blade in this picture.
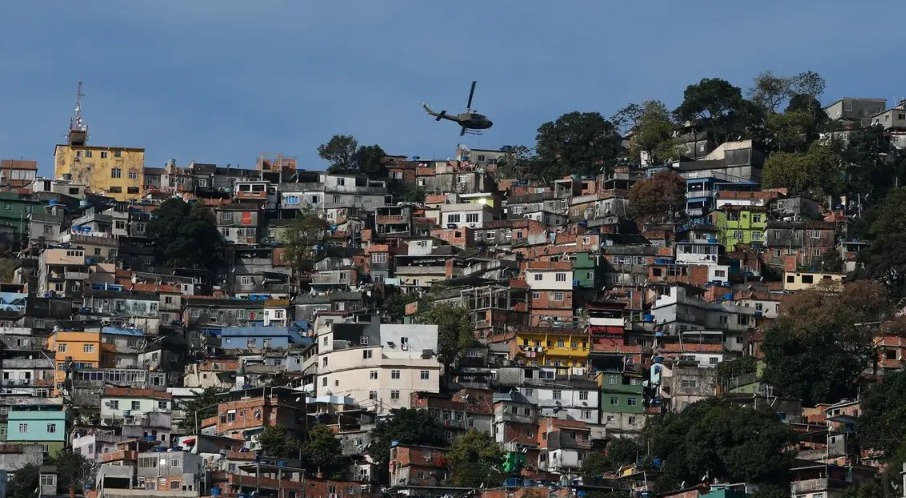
[460,126,466,136]
[466,81,476,111]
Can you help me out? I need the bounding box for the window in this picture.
[110,400,119,409]
[322,377,327,386]
[466,213,479,223]
[131,401,140,410]
[240,276,254,286]
[109,186,122,193]
[127,186,139,194]
[524,388,533,397]
[40,475,54,487]
[714,270,726,278]
[533,274,542,281]
[369,390,378,400]
[371,253,387,264]
[100,151,108,159]
[18,423,27,433]
[360,336,369,345]
[555,272,567,282]
[362,350,372,359]
[111,168,122,179]
[752,231,762,241]
[337,178,345,186]
[420,370,430,380]
[57,344,67,353]
[680,378,698,389]
[391,370,400,379]
[447,214,461,224]
[531,291,541,300]
[732,230,742,240]
[578,391,588,401]
[390,390,400,400]
[322,357,328,367]
[370,370,378,380]
[552,292,564,301]
[709,357,719,365]
[85,150,93,158]
[47,423,57,433]
[552,390,561,400]
[801,275,814,284]
[83,344,95,353]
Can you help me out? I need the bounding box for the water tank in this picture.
[211,488,222,497]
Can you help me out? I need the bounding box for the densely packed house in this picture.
[0,97,903,498]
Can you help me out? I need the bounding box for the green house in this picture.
[598,371,645,414]
[0,192,40,240]
[572,252,604,290]
[711,207,768,249]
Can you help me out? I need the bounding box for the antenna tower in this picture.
[67,81,88,146]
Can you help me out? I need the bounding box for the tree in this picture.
[354,144,388,178]
[318,135,388,178]
[147,198,225,271]
[53,448,97,496]
[840,126,906,200]
[645,399,796,491]
[495,145,538,179]
[8,463,40,498]
[302,424,345,479]
[633,100,679,165]
[368,408,447,467]
[447,428,503,488]
[606,437,643,468]
[179,386,226,433]
[280,209,331,291]
[258,424,301,459]
[675,78,744,122]
[761,142,842,198]
[416,303,478,388]
[383,293,418,322]
[628,171,686,224]
[318,135,358,173]
[534,112,622,181]
[761,281,890,405]
[858,370,906,457]
[581,451,612,478]
[749,70,826,113]
[857,188,906,297]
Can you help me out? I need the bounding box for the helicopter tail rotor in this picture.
[436,110,447,122]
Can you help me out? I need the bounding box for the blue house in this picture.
[219,325,308,350]
[7,404,67,455]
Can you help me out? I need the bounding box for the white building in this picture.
[314,316,442,415]
[100,387,172,423]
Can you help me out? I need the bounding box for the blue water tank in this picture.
[211,488,222,497]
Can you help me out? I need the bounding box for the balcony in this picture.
[65,271,89,280]
[227,473,304,491]
[102,450,138,463]
[790,479,847,495]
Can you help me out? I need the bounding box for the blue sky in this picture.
[1,1,903,176]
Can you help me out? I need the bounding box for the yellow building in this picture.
[53,144,145,201]
[511,328,591,370]
[53,84,145,201]
[45,330,114,395]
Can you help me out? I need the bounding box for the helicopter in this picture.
[422,81,493,136]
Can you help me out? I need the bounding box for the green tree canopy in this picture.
[415,303,478,388]
[146,198,224,271]
[302,424,345,479]
[761,281,890,405]
[858,369,906,457]
[258,424,302,459]
[761,142,841,198]
[368,408,447,466]
[675,78,744,122]
[280,209,331,289]
[749,70,826,113]
[534,111,622,181]
[318,134,388,178]
[628,171,686,224]
[178,386,226,433]
[8,463,40,498]
[447,428,503,488]
[644,399,796,492]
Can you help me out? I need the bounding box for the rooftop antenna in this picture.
[68,81,88,146]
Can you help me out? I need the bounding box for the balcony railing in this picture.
[65,271,89,280]
[101,450,138,463]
